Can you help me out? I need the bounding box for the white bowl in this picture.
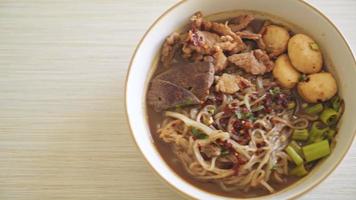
[125,0,356,199]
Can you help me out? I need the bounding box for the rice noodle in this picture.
[272,116,309,129]
[260,180,275,193]
[251,94,267,106]
[158,74,320,195]
[256,76,264,91]
[190,108,199,119]
[243,94,251,111]
[193,139,234,175]
[159,110,296,193]
[273,172,284,183]
[166,111,213,135]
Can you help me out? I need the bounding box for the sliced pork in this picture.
[228,50,274,75]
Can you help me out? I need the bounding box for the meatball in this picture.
[288,34,323,74]
[297,72,337,103]
[273,54,301,88]
[262,25,290,57]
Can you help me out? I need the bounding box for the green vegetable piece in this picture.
[304,103,323,115]
[207,107,216,115]
[309,42,319,51]
[236,110,256,121]
[235,111,242,119]
[302,103,308,109]
[320,108,338,125]
[299,74,308,82]
[246,112,256,121]
[175,99,195,110]
[285,146,304,166]
[331,96,341,111]
[271,165,277,171]
[287,101,296,110]
[252,105,265,112]
[308,121,328,143]
[191,127,208,139]
[202,115,213,126]
[245,112,253,118]
[290,164,308,177]
[274,87,281,94]
[269,87,281,95]
[292,129,309,141]
[326,129,336,140]
[289,141,303,157]
[313,137,324,143]
[220,149,230,156]
[302,140,331,163]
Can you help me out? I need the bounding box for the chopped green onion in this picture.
[304,103,323,115]
[313,137,324,143]
[207,107,216,114]
[176,99,194,108]
[290,164,308,177]
[191,127,208,139]
[309,42,319,51]
[292,129,309,141]
[202,115,213,126]
[308,121,328,143]
[220,149,230,156]
[271,165,278,170]
[331,96,341,111]
[269,87,281,95]
[244,112,256,121]
[244,111,252,119]
[285,146,304,166]
[245,112,253,118]
[289,141,303,157]
[299,74,308,82]
[326,129,336,140]
[174,106,183,112]
[302,140,331,163]
[287,101,296,110]
[235,111,242,119]
[236,110,256,121]
[252,105,265,112]
[302,103,309,109]
[274,87,281,94]
[248,115,256,122]
[320,108,338,125]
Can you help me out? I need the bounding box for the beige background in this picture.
[0,0,355,199]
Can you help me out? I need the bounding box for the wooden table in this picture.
[0,0,354,199]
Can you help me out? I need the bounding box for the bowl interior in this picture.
[126,0,356,199]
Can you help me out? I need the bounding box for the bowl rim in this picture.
[125,0,356,199]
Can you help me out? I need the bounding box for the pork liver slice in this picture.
[147,79,200,112]
[155,61,214,100]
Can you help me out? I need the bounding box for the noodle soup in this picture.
[146,11,343,197]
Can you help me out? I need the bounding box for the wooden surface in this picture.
[0,0,354,199]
